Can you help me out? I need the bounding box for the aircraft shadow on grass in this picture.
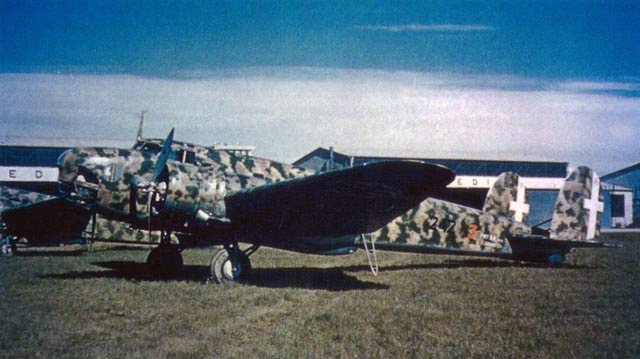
[342,258,590,272]
[12,249,86,257]
[39,261,390,291]
[38,257,589,290]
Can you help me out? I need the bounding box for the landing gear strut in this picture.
[1,231,16,256]
[210,245,254,283]
[1,222,14,256]
[1,237,14,256]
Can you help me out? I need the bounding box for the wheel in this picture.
[1,234,15,256]
[1,241,12,256]
[210,248,251,284]
[146,245,183,278]
[547,253,565,265]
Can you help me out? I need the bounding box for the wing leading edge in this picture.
[225,161,455,243]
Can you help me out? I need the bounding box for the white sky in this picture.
[1,68,638,174]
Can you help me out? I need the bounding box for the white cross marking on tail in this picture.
[509,178,530,222]
[583,173,604,240]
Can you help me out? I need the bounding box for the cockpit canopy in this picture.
[134,139,197,165]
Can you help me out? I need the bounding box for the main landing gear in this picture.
[1,222,16,256]
[1,230,17,256]
[209,244,256,284]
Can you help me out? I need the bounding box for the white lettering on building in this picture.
[0,167,59,182]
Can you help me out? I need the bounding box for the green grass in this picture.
[1,235,639,358]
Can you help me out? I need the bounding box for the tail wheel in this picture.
[547,253,565,265]
[146,245,183,278]
[210,248,251,284]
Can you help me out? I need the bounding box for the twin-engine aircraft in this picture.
[1,123,618,282]
[1,126,455,282]
[360,167,619,269]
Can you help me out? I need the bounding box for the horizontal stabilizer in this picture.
[507,233,619,264]
[225,161,455,241]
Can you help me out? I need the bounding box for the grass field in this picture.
[1,234,639,359]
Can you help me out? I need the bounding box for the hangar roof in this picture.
[294,147,568,178]
[602,162,640,181]
[601,162,640,191]
[0,146,69,166]
[0,136,133,167]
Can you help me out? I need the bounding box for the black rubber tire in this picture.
[210,248,251,284]
[146,245,183,278]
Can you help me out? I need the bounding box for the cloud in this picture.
[0,68,638,174]
[550,81,640,97]
[353,24,496,33]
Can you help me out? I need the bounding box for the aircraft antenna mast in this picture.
[136,110,146,143]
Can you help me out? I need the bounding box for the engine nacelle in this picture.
[162,161,228,223]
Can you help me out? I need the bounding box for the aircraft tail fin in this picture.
[550,166,603,241]
[482,172,529,223]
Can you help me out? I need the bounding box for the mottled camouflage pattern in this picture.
[550,166,602,240]
[57,139,315,233]
[370,170,531,254]
[370,166,604,256]
[0,186,54,212]
[91,216,178,244]
[482,171,528,223]
[372,197,531,253]
[0,185,168,245]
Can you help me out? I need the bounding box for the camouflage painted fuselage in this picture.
[57,139,315,238]
[1,186,54,212]
[369,197,531,257]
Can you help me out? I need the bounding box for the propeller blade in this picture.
[152,128,174,183]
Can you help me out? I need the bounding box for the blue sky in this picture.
[1,1,639,173]
[3,1,639,78]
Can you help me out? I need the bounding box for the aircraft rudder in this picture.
[482,172,529,223]
[550,166,603,241]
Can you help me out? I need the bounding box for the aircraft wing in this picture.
[1,198,92,245]
[225,161,455,240]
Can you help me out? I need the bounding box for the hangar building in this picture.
[601,163,640,228]
[1,144,635,230]
[294,147,634,229]
[0,145,67,194]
